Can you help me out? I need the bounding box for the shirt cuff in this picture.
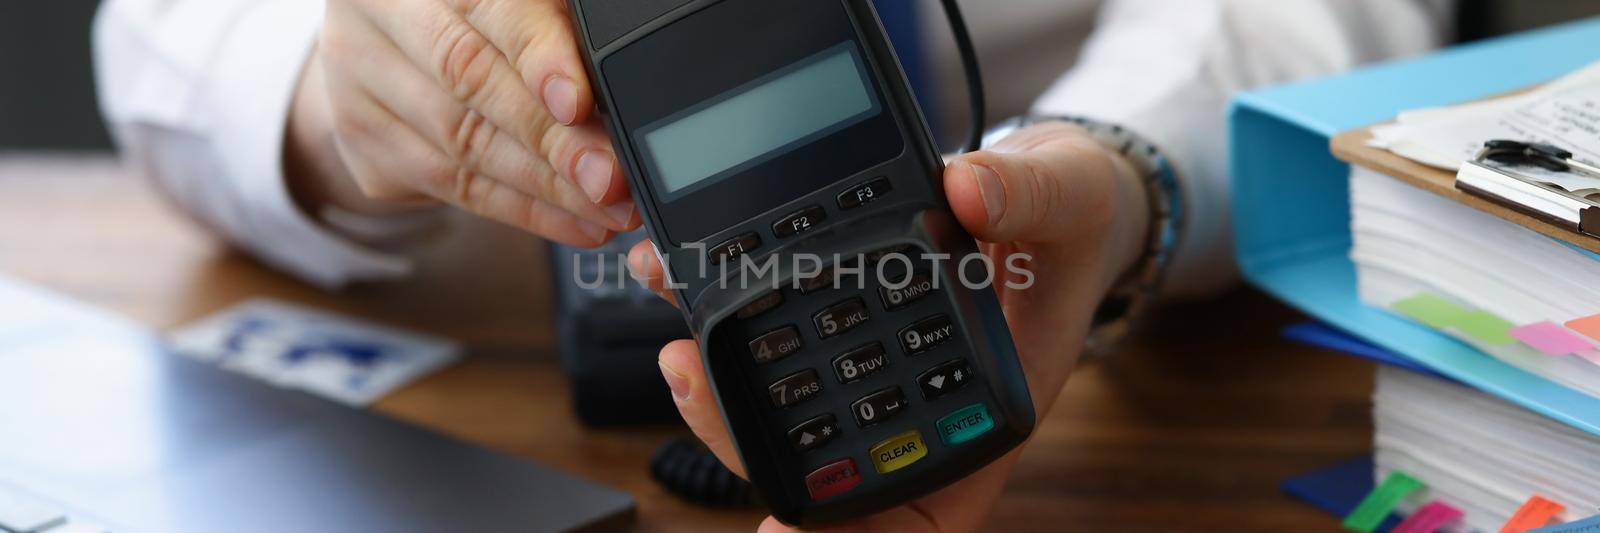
[205,0,413,289]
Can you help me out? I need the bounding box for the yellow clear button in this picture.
[869,430,927,474]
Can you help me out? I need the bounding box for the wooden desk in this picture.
[0,155,1370,532]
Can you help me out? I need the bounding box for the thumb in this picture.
[944,123,1127,245]
[658,339,746,478]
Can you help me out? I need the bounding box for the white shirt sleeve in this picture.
[93,0,413,290]
[1032,0,1454,298]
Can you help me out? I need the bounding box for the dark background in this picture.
[0,1,110,150]
[1,0,1594,151]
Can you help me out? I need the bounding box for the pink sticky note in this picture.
[1393,501,1463,533]
[1568,313,1600,342]
[1509,322,1595,356]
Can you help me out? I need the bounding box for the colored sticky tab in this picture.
[1533,512,1600,533]
[1393,294,1470,329]
[1501,495,1565,533]
[1457,311,1518,345]
[1510,322,1596,355]
[1343,471,1423,532]
[1394,501,1462,533]
[1566,313,1600,342]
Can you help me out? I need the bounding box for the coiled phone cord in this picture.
[651,0,988,508]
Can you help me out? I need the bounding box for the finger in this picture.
[627,239,679,308]
[448,0,595,125]
[758,517,800,533]
[361,0,632,206]
[944,122,1123,244]
[549,121,636,208]
[320,43,457,203]
[657,339,745,478]
[325,70,612,246]
[364,0,544,156]
[326,10,637,230]
[752,450,1022,533]
[459,171,613,247]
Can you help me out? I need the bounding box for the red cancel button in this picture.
[805,458,863,501]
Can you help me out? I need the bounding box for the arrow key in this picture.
[917,359,974,400]
[788,414,840,453]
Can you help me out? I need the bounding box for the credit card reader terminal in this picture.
[569,0,1034,526]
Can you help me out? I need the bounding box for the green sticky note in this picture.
[1392,294,1469,329]
[1457,311,1518,345]
[1343,471,1423,532]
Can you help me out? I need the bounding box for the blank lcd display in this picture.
[638,43,880,197]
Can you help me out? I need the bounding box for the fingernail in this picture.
[628,246,648,278]
[543,76,579,125]
[604,199,636,228]
[628,251,651,285]
[659,361,690,402]
[577,219,610,243]
[969,162,1006,227]
[576,151,615,203]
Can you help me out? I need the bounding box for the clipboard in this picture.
[1330,127,1600,256]
[1457,156,1600,240]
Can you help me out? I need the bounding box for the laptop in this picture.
[0,279,634,533]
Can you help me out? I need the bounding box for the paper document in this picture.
[1370,60,1600,195]
[168,299,461,406]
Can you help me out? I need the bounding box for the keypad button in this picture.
[737,291,785,319]
[708,232,762,265]
[832,343,888,384]
[879,272,937,311]
[814,298,871,338]
[805,458,863,501]
[864,244,917,266]
[797,266,841,294]
[917,358,973,400]
[788,414,839,453]
[837,178,893,210]
[850,387,906,427]
[769,369,824,408]
[773,205,827,239]
[937,403,995,446]
[898,315,956,355]
[748,326,803,364]
[797,259,863,294]
[869,430,927,474]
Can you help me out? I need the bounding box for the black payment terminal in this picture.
[569,0,1035,526]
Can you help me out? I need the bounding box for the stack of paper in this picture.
[1373,366,1600,532]
[1350,168,1600,397]
[1350,60,1600,396]
[1345,58,1600,531]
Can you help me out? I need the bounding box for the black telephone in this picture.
[548,230,686,427]
[567,0,1033,526]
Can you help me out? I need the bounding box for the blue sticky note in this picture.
[1280,456,1404,532]
[1533,513,1600,532]
[1281,322,1454,382]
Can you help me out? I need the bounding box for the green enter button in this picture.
[937,403,994,445]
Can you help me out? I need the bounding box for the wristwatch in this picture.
[982,115,1186,352]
